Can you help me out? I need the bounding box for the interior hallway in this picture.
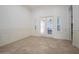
[0,36,79,54]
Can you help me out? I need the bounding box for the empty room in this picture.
[0,5,79,54]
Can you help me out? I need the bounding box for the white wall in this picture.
[73,5,79,48]
[0,5,71,47]
[0,6,32,46]
[32,6,71,40]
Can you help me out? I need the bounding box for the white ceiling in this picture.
[26,5,45,10]
[25,5,71,10]
[27,5,45,9]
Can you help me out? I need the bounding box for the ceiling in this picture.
[26,5,45,10]
[25,5,71,10]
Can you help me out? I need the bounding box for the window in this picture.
[47,18,52,34]
[57,17,61,31]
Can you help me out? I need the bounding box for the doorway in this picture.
[40,16,53,36]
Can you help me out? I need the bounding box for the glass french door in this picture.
[40,17,53,35]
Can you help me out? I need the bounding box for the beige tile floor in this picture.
[0,36,79,54]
